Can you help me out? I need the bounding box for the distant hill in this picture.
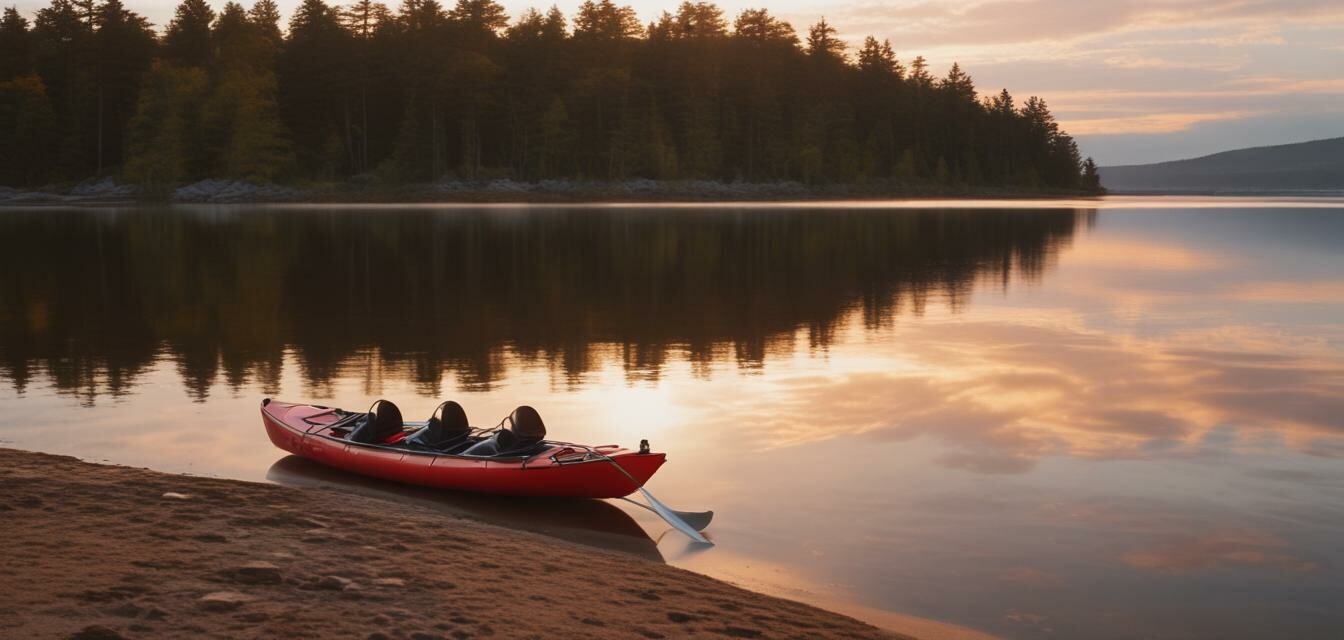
[1100,137,1344,194]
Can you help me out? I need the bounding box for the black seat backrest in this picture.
[508,405,546,444]
[460,406,548,457]
[409,400,470,447]
[348,399,404,444]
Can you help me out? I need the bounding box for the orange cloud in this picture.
[1059,110,1259,135]
[829,0,1344,49]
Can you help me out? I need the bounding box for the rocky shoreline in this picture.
[0,176,1101,205]
[0,447,900,639]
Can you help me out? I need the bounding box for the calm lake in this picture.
[2,198,1342,639]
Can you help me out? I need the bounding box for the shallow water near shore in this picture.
[2,197,1342,639]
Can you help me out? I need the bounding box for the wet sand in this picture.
[0,448,899,639]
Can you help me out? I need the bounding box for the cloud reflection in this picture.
[1124,530,1319,574]
[697,318,1344,473]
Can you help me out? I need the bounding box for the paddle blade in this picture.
[618,497,714,531]
[639,487,712,545]
[673,509,714,532]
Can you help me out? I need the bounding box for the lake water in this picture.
[2,198,1341,639]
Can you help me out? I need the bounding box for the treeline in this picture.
[0,0,1102,190]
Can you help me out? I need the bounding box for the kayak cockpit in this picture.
[302,399,556,460]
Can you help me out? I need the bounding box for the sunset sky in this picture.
[13,0,1344,164]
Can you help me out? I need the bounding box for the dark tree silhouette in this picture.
[163,0,214,66]
[0,0,1097,192]
[0,7,34,79]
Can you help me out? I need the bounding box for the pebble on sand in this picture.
[197,591,255,612]
[230,561,283,585]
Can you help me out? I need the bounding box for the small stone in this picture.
[161,492,191,500]
[372,578,405,587]
[198,591,253,612]
[232,561,282,585]
[109,602,142,618]
[718,627,763,638]
[68,626,125,640]
[143,607,167,620]
[315,575,355,591]
[667,612,694,623]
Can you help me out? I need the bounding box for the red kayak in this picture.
[260,398,666,499]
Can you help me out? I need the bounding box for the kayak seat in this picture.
[459,430,549,457]
[461,406,548,457]
[406,400,472,450]
[509,406,547,441]
[348,399,404,444]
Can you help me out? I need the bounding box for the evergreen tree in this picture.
[0,7,34,80]
[163,0,215,66]
[279,0,354,177]
[573,0,640,41]
[202,0,291,179]
[341,0,390,172]
[92,0,156,174]
[857,36,900,77]
[732,8,796,44]
[248,0,282,44]
[1082,157,1100,190]
[502,6,570,177]
[31,0,90,178]
[805,17,843,61]
[448,0,506,48]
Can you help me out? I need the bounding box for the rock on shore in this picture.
[172,179,301,203]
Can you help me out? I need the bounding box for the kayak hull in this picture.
[260,400,665,499]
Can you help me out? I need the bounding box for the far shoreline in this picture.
[0,176,1104,207]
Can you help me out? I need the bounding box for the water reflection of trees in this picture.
[0,207,1091,402]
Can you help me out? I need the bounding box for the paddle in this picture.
[547,440,713,544]
[582,450,712,545]
[629,486,712,544]
[619,496,714,532]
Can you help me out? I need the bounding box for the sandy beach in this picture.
[0,447,898,639]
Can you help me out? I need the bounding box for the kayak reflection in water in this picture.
[265,454,665,562]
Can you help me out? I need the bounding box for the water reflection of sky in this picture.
[2,202,1343,639]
